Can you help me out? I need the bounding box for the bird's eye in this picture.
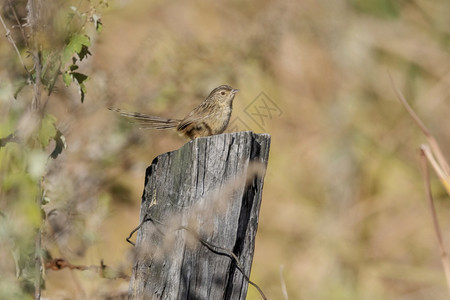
[221,91,226,95]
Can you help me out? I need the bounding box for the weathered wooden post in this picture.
[128,131,270,299]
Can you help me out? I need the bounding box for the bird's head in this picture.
[207,85,239,104]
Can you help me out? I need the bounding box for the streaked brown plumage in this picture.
[109,85,238,140]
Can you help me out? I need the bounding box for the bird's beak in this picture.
[232,89,239,94]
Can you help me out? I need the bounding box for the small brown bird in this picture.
[109,85,238,140]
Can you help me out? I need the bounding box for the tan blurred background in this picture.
[2,0,450,299]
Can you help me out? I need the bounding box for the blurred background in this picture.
[1,0,450,299]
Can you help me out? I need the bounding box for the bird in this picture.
[109,85,239,140]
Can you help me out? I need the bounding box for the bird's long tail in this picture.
[108,107,180,129]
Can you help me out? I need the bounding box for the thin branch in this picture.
[125,213,164,246]
[44,258,130,280]
[7,0,28,46]
[26,0,44,297]
[420,148,450,295]
[28,0,42,111]
[0,14,29,74]
[280,264,289,300]
[34,181,43,300]
[0,132,19,147]
[42,60,62,111]
[388,72,450,178]
[421,145,450,193]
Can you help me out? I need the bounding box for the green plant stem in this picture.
[34,182,43,300]
[27,0,43,298]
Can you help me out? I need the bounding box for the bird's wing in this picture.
[177,102,215,130]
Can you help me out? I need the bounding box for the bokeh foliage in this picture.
[1,0,104,298]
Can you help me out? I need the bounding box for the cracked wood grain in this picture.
[129,131,271,300]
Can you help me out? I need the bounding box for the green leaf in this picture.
[96,22,103,33]
[42,196,50,205]
[62,34,91,64]
[38,114,57,148]
[71,72,89,103]
[78,44,92,61]
[62,69,89,102]
[79,82,87,103]
[50,129,66,159]
[72,72,88,84]
[92,14,103,33]
[62,72,71,87]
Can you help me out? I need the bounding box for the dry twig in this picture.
[390,72,450,296]
[44,258,130,280]
[0,13,29,74]
[420,150,450,294]
[389,72,450,193]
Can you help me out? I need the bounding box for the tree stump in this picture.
[128,131,271,300]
